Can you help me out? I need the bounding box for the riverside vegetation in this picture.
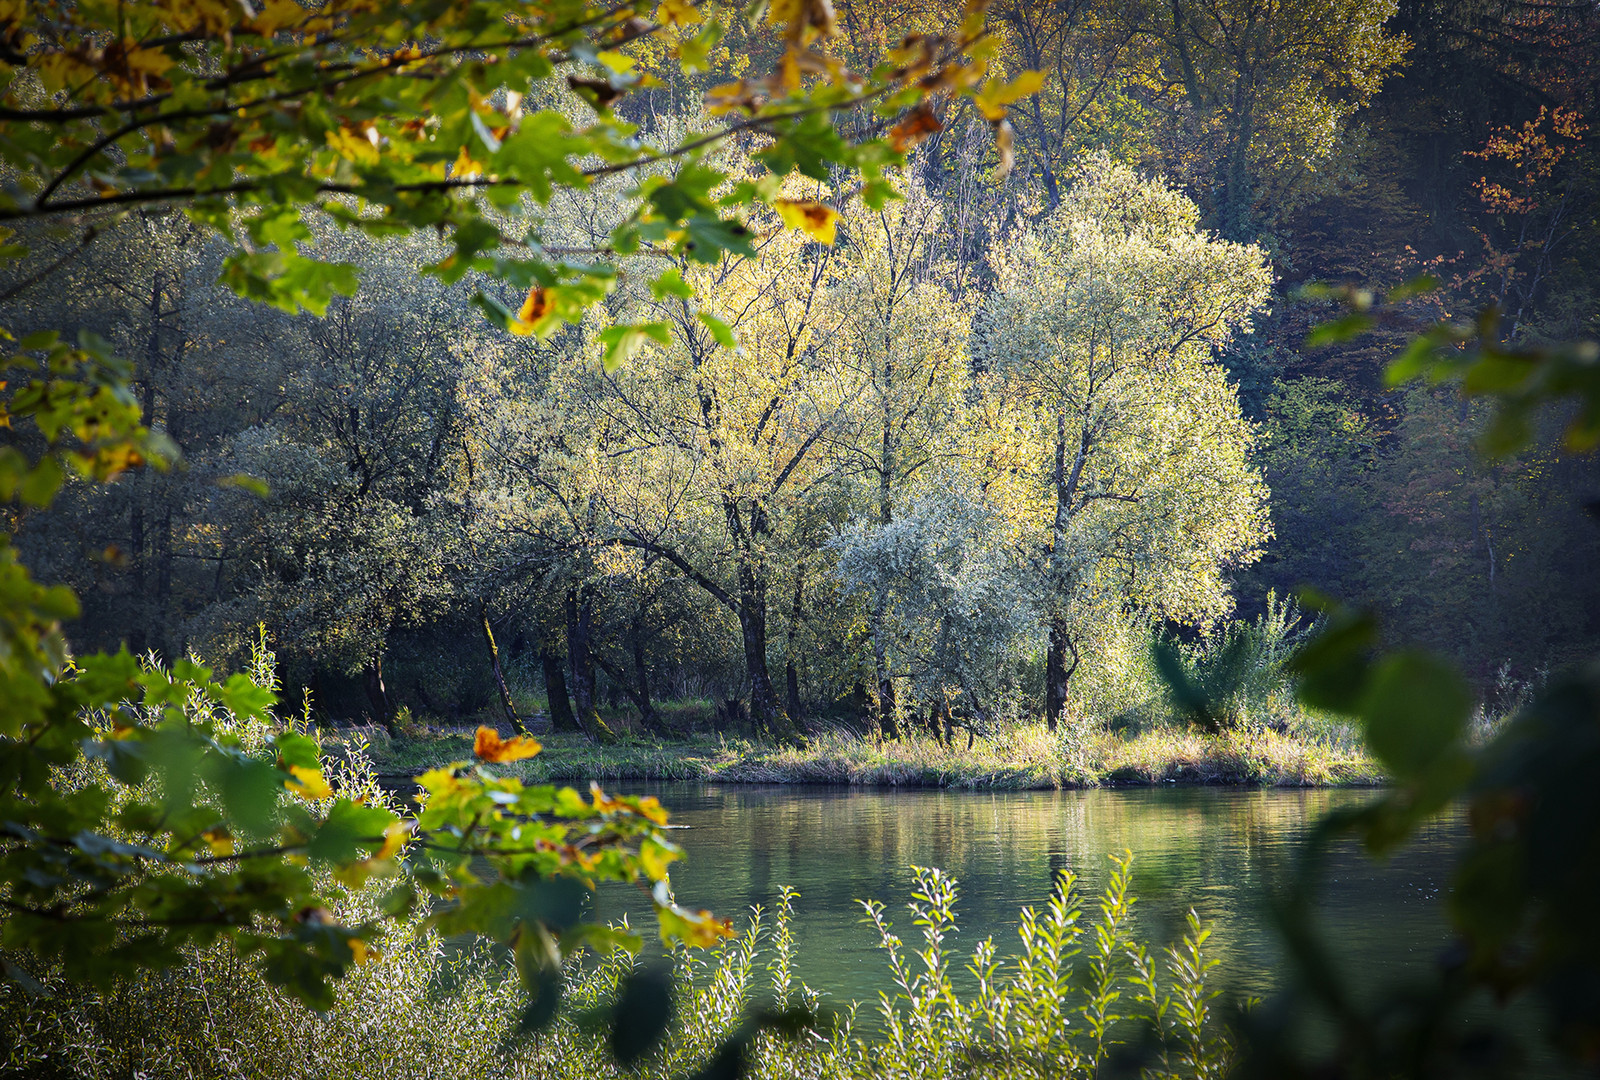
[363,592,1383,790]
[2,754,1238,1080]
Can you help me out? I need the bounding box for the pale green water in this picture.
[595,784,1464,1009]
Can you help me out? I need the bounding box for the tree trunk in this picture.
[363,653,396,738]
[1045,620,1081,733]
[479,603,528,735]
[784,568,806,728]
[540,646,579,733]
[565,589,617,744]
[870,611,899,740]
[154,501,173,659]
[631,636,663,735]
[738,593,801,745]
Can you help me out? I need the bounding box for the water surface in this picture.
[596,784,1464,1008]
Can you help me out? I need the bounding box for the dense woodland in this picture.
[6,0,1598,742]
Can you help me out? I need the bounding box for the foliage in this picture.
[1220,285,1600,1075]
[975,153,1273,728]
[0,634,729,1025]
[1155,592,1313,733]
[0,851,1241,1080]
[368,718,1379,791]
[833,473,1037,732]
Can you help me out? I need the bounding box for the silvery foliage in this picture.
[832,477,1040,724]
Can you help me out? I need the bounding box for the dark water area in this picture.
[594,784,1464,1010]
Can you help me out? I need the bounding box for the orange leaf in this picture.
[474,725,542,763]
[889,105,942,152]
[511,285,549,336]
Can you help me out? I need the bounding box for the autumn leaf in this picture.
[774,199,839,244]
[511,285,549,336]
[638,836,681,879]
[474,725,542,763]
[285,764,333,800]
[653,880,736,947]
[375,819,412,861]
[974,70,1045,122]
[658,0,702,26]
[889,105,942,152]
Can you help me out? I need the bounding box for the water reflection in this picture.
[596,785,1464,1009]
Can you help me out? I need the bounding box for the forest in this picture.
[1,0,1598,1077]
[6,0,1597,748]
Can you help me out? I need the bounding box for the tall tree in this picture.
[976,155,1273,729]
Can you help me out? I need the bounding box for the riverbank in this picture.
[354,722,1382,790]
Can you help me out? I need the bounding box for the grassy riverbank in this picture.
[352,720,1381,790]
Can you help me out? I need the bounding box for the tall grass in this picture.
[0,854,1237,1080]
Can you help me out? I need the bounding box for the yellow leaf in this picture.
[124,46,175,79]
[452,145,483,179]
[285,764,333,800]
[347,937,379,965]
[638,836,681,880]
[376,820,412,861]
[774,199,838,244]
[974,70,1045,121]
[417,766,460,796]
[253,0,310,34]
[473,725,542,763]
[659,0,702,26]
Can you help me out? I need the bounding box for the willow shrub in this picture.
[0,851,1234,1080]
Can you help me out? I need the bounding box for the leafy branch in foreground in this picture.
[1217,284,1600,1077]
[0,632,729,1014]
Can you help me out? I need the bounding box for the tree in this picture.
[1127,0,1407,240]
[975,155,1273,729]
[825,182,971,736]
[834,473,1035,742]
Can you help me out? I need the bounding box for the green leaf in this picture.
[217,672,277,723]
[597,323,670,371]
[217,473,270,497]
[1305,313,1374,348]
[307,799,397,863]
[682,215,754,263]
[697,312,736,349]
[650,268,693,300]
[1358,652,1471,779]
[611,966,675,1066]
[273,731,322,771]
